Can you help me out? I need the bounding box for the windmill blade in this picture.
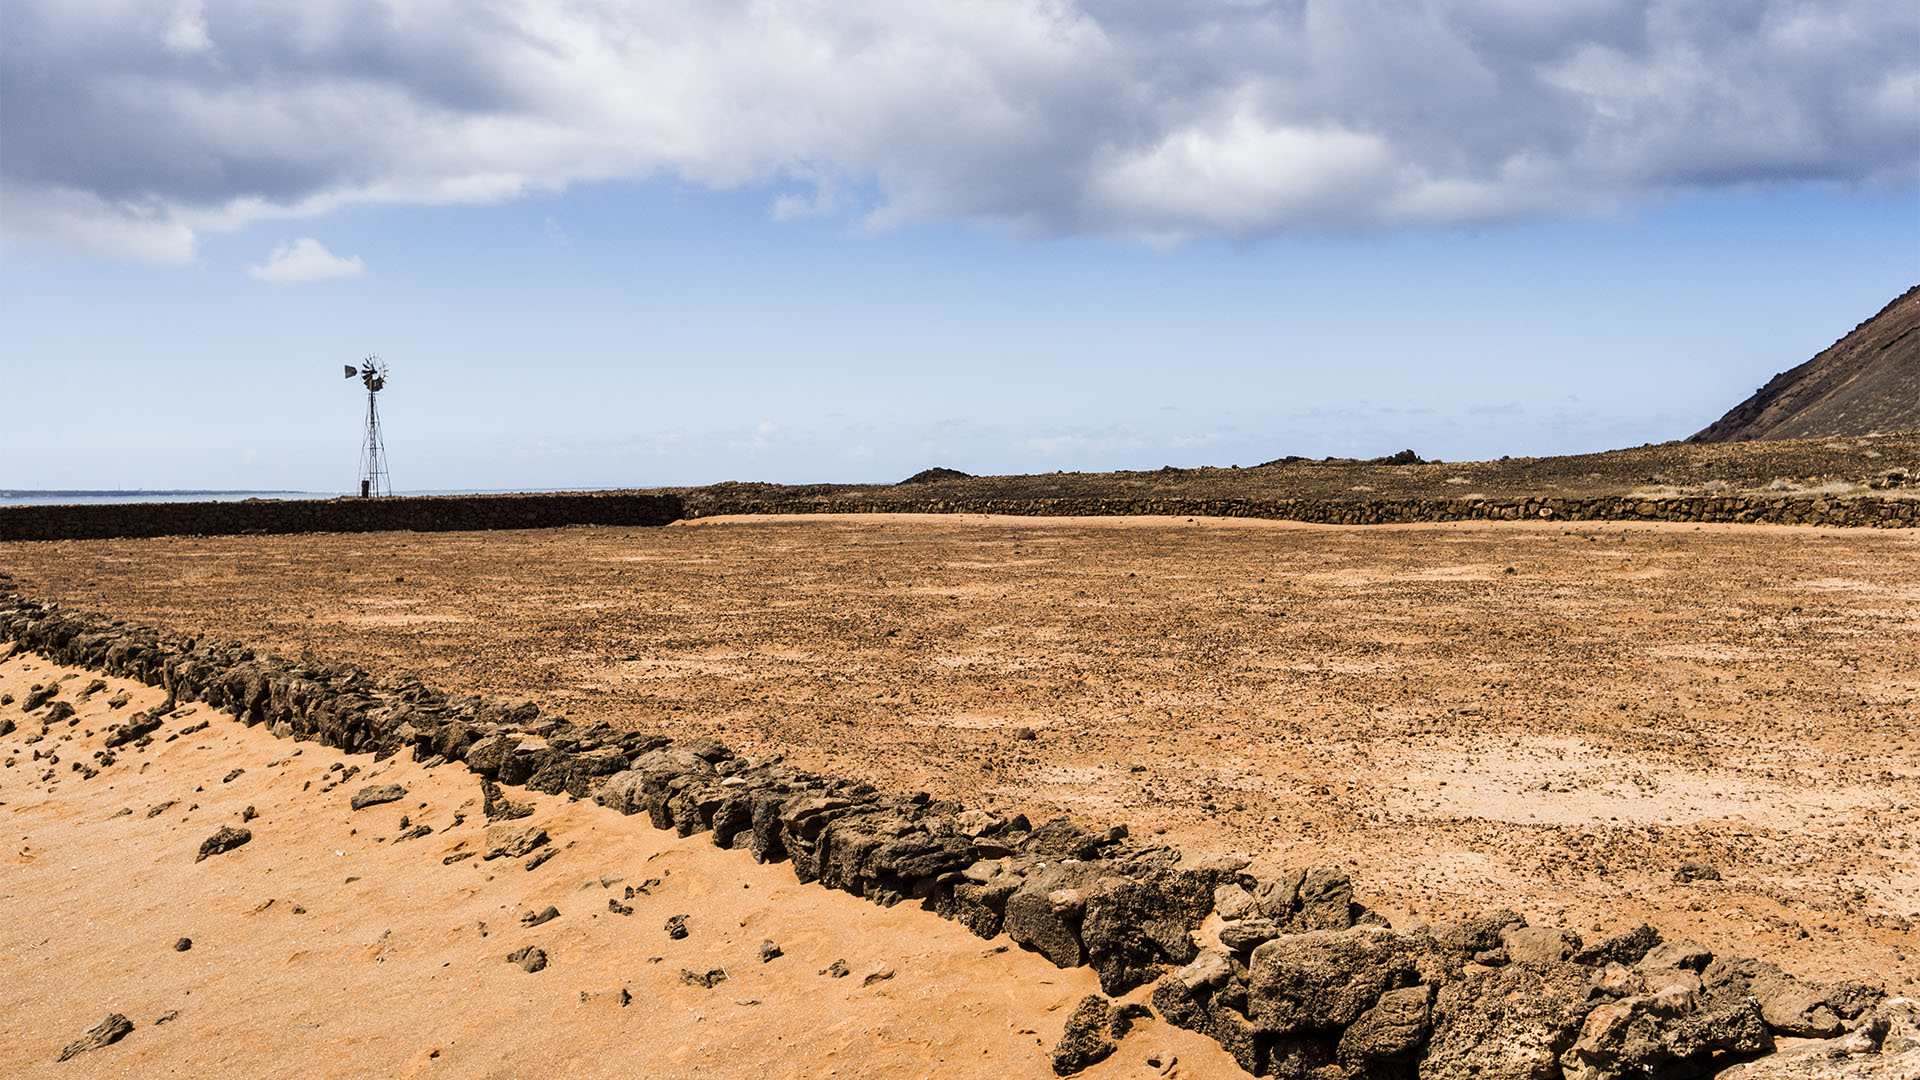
[344,365,358,378]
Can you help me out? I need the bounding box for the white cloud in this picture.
[248,237,363,283]
[1,1,1913,258]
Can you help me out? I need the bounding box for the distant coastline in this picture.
[0,488,632,508]
[0,490,326,508]
[1,490,317,498]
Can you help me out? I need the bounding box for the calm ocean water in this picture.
[0,489,625,508]
[0,491,329,508]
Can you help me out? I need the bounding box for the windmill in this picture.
[343,356,391,498]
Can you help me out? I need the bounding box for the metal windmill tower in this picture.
[343,356,391,497]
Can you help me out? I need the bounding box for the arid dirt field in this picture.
[3,514,1916,996]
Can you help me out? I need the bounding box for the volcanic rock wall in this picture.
[3,490,1914,543]
[687,493,1919,528]
[0,492,685,541]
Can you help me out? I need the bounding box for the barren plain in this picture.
[3,512,1916,1000]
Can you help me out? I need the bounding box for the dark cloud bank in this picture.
[3,0,1915,259]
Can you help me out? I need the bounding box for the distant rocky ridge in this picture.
[3,582,1912,1078]
[1692,285,1920,442]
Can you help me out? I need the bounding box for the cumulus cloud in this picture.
[248,237,363,282]
[1,0,1914,259]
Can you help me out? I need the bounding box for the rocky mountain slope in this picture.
[1691,285,1920,442]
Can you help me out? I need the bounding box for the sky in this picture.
[3,1,1917,493]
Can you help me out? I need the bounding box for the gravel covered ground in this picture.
[4,513,1915,991]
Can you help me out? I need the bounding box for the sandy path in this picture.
[4,514,1916,994]
[0,654,1237,1079]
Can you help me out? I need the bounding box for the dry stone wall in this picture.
[1,490,1912,543]
[688,493,1918,528]
[1,583,1908,1078]
[0,492,685,541]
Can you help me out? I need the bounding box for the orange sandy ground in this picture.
[0,655,1238,1079]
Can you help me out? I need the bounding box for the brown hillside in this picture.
[1691,284,1920,442]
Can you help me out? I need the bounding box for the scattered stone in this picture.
[222,768,244,783]
[1673,861,1722,884]
[104,713,164,747]
[680,968,728,988]
[1572,924,1662,967]
[482,822,547,859]
[607,898,632,916]
[395,824,432,842]
[442,852,475,865]
[154,1010,178,1025]
[145,800,177,819]
[862,964,896,986]
[241,805,258,823]
[349,783,406,811]
[520,905,560,928]
[1051,994,1117,1075]
[822,959,850,978]
[505,946,547,973]
[22,684,58,712]
[618,988,632,1007]
[664,914,689,940]
[173,937,192,952]
[1014,727,1038,741]
[760,939,783,963]
[57,1013,133,1061]
[45,701,75,724]
[524,848,556,871]
[194,826,252,862]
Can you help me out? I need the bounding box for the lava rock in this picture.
[1051,995,1117,1075]
[482,822,548,859]
[1502,926,1582,967]
[349,783,406,811]
[1109,1002,1152,1039]
[1245,927,1431,1036]
[1572,925,1661,967]
[194,825,252,862]
[1672,861,1722,884]
[1422,961,1597,1080]
[57,1013,133,1061]
[1337,983,1433,1066]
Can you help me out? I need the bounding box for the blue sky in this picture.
[3,2,1917,492]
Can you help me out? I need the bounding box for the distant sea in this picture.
[0,489,629,508]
